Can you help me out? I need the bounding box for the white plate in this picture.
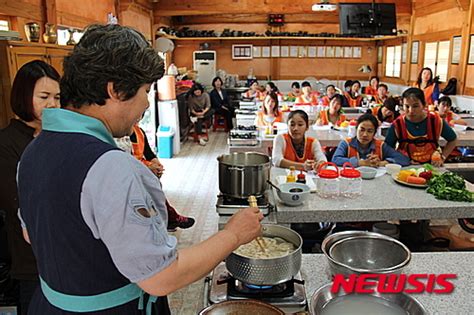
[391,173,428,188]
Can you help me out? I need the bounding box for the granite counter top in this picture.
[272,167,474,223]
[301,252,474,315]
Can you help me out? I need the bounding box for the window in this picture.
[423,41,450,82]
[0,20,9,31]
[385,45,401,77]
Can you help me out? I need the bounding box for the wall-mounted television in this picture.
[339,3,397,36]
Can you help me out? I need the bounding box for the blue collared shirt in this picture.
[332,137,411,167]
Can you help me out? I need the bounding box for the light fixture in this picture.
[312,1,337,12]
[358,65,372,73]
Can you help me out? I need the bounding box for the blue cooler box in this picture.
[157,126,174,158]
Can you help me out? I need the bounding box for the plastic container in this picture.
[339,162,362,198]
[317,162,340,198]
[348,120,357,138]
[157,126,174,158]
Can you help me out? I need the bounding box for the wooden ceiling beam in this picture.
[0,0,43,21]
[171,13,340,25]
[153,0,411,16]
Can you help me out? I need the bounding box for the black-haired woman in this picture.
[243,79,263,99]
[187,82,214,145]
[415,67,439,106]
[371,97,400,123]
[272,110,327,171]
[344,80,362,107]
[365,76,379,96]
[210,77,233,130]
[287,81,301,99]
[0,60,60,314]
[332,114,410,167]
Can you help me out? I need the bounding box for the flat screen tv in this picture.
[339,3,397,36]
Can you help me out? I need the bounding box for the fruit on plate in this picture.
[406,175,427,185]
[340,121,349,128]
[397,170,416,182]
[419,170,433,181]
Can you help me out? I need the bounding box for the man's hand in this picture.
[148,158,164,178]
[224,207,263,246]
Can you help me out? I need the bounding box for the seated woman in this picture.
[332,114,410,167]
[295,81,318,105]
[129,124,195,231]
[264,81,282,100]
[371,97,400,123]
[315,94,346,126]
[385,87,458,167]
[243,79,263,99]
[287,81,301,99]
[272,110,327,171]
[210,76,234,130]
[187,82,214,146]
[414,67,439,106]
[437,96,467,126]
[364,76,379,96]
[343,80,362,107]
[320,85,337,106]
[373,83,389,104]
[255,92,283,128]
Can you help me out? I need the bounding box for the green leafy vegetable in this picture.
[427,172,473,202]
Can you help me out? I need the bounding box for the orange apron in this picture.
[295,94,318,105]
[318,109,346,126]
[344,92,362,107]
[256,111,283,127]
[365,86,378,96]
[321,96,331,106]
[393,113,442,164]
[283,133,315,162]
[131,124,151,166]
[346,137,383,160]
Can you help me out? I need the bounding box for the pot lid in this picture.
[317,162,339,179]
[340,162,361,178]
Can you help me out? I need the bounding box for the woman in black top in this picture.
[0,60,60,314]
[209,76,233,130]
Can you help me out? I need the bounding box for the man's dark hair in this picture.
[438,96,452,107]
[402,87,426,106]
[291,81,300,89]
[60,24,164,108]
[11,60,60,121]
[301,81,311,88]
[378,83,388,91]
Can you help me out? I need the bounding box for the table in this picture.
[271,167,474,224]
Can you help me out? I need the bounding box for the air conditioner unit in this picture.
[193,50,216,87]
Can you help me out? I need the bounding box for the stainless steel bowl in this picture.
[322,231,411,275]
[226,224,302,285]
[310,283,428,315]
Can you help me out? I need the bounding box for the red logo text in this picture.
[331,274,456,294]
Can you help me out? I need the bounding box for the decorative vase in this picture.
[43,24,57,44]
[24,22,40,42]
[66,29,76,45]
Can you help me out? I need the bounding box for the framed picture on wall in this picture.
[298,46,307,58]
[326,46,335,58]
[308,46,317,58]
[280,46,289,57]
[317,46,326,57]
[343,47,352,58]
[271,46,280,57]
[411,41,419,64]
[469,35,474,64]
[335,46,343,58]
[290,46,298,57]
[452,36,462,64]
[262,46,270,58]
[377,46,383,63]
[353,47,362,58]
[253,46,261,58]
[232,44,253,59]
[402,43,407,63]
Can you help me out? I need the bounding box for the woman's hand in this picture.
[313,160,325,172]
[304,159,315,171]
[148,159,164,178]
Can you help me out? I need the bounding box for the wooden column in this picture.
[459,0,474,94]
[42,0,57,25]
[405,5,416,85]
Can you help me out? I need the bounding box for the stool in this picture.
[213,113,229,132]
[188,119,210,142]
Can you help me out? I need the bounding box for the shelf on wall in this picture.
[163,35,406,42]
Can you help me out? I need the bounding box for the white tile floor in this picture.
[159,130,229,314]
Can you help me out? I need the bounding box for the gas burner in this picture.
[216,193,274,215]
[206,263,308,313]
[236,125,257,131]
[229,133,257,139]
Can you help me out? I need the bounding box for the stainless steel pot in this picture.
[226,225,302,285]
[217,152,270,198]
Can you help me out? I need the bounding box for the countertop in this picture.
[302,252,474,315]
[271,167,474,223]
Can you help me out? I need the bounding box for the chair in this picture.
[188,118,210,143]
[213,112,229,132]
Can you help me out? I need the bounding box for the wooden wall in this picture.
[173,39,377,82]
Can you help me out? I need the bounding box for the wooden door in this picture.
[47,47,71,75]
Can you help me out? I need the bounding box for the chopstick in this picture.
[248,196,266,252]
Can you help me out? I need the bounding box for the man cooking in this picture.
[17,24,262,314]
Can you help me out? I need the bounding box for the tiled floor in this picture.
[159,130,228,314]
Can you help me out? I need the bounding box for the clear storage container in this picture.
[339,162,362,198]
[317,162,340,198]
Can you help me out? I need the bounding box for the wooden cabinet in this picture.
[0,41,72,128]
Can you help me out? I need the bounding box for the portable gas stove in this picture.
[216,192,274,215]
[204,263,308,313]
